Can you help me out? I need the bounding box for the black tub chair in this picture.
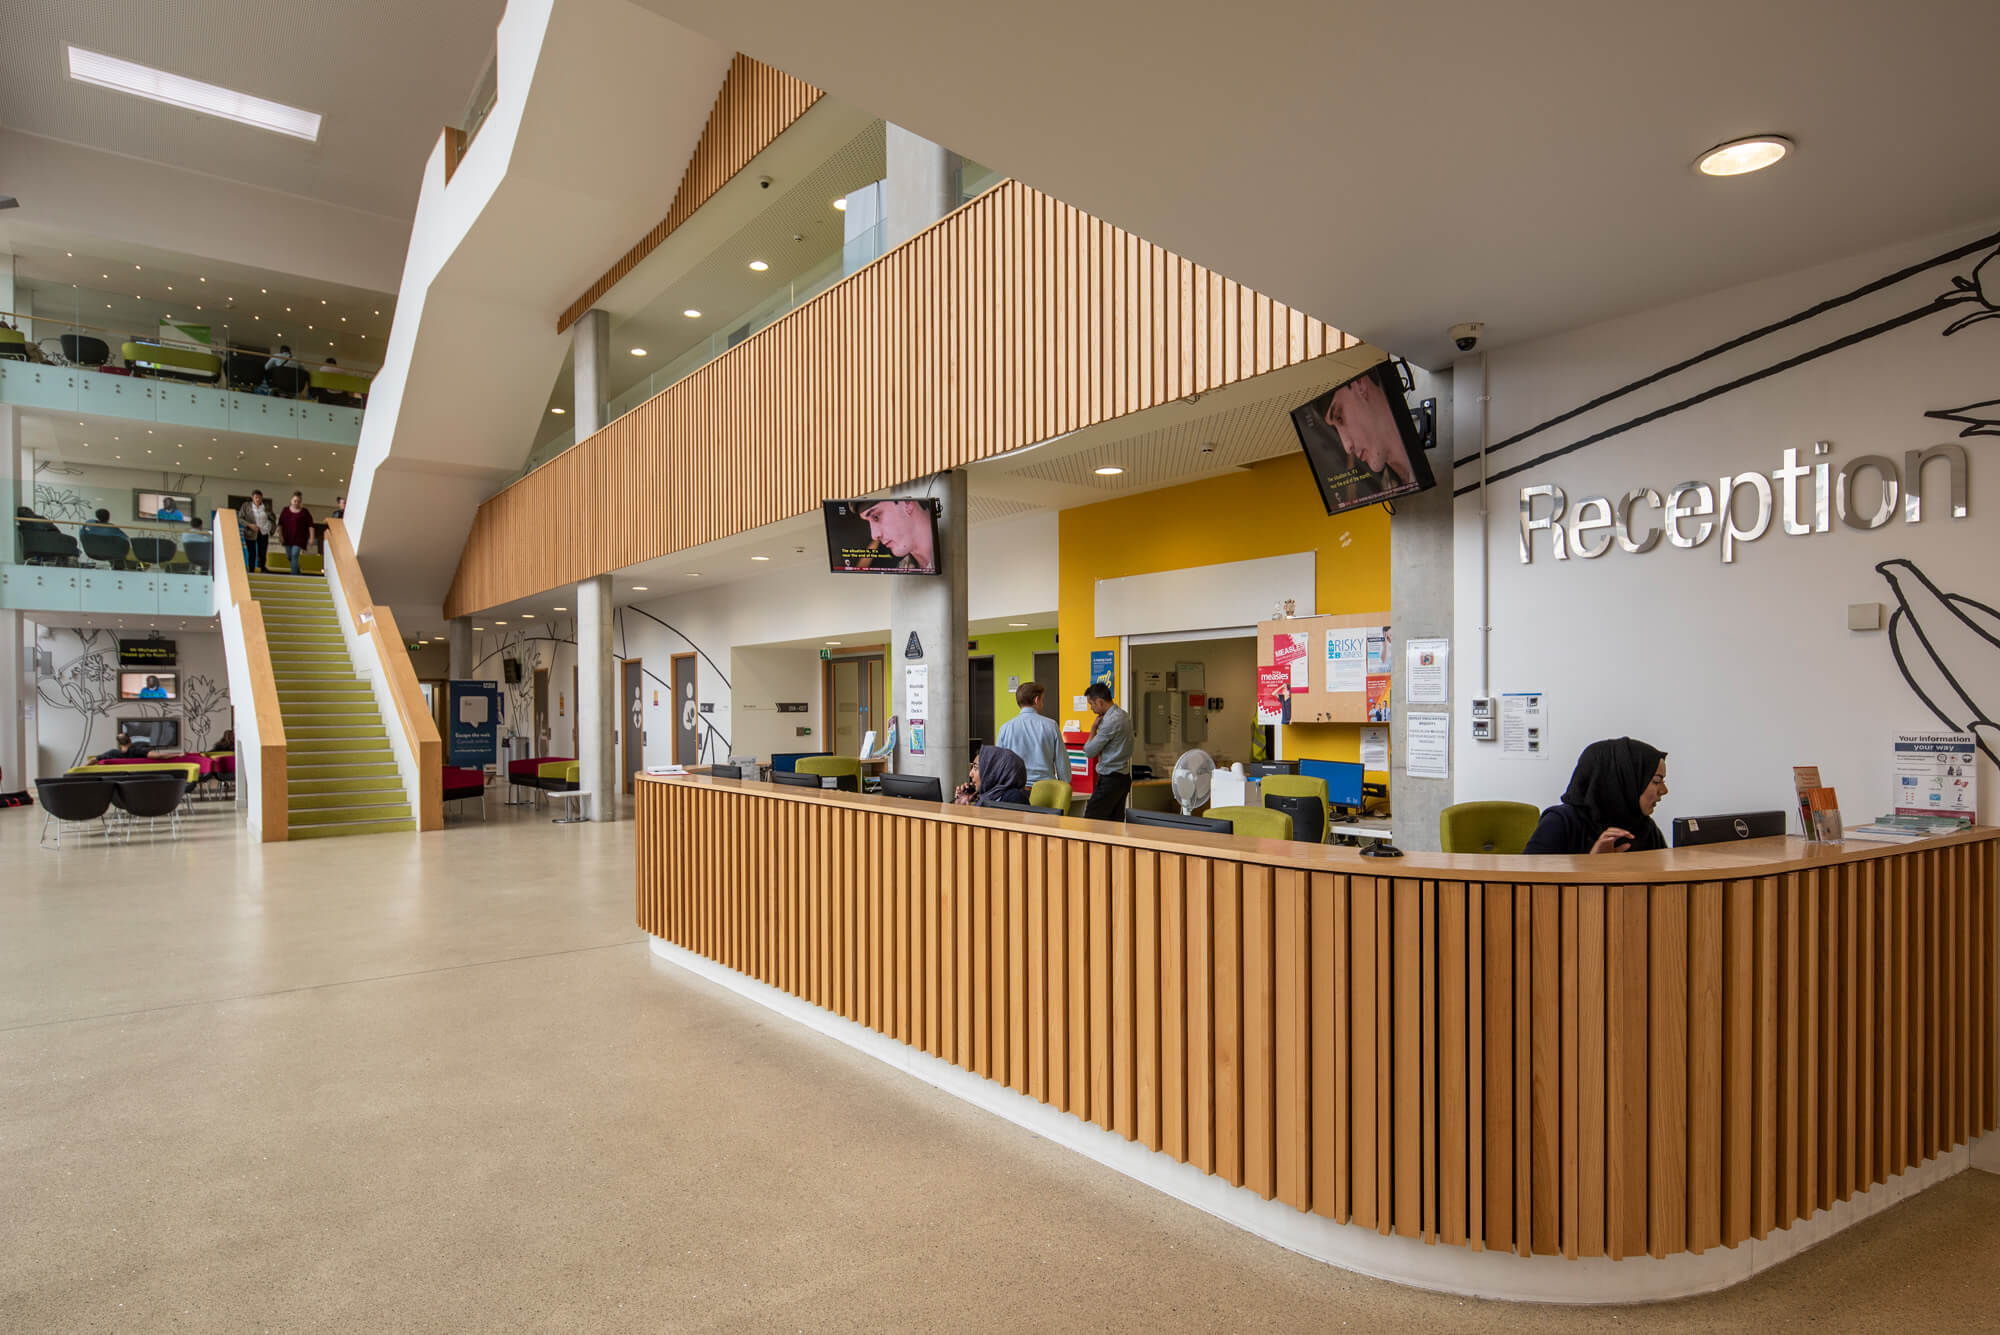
[129,535,178,569]
[108,774,188,840]
[80,529,132,568]
[265,365,309,398]
[18,522,79,566]
[59,334,112,367]
[36,777,114,848]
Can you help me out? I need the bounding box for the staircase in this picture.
[250,573,416,839]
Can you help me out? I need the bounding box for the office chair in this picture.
[1263,793,1327,844]
[1439,802,1541,854]
[795,755,862,793]
[1028,779,1072,812]
[1204,805,1294,840]
[1260,774,1333,842]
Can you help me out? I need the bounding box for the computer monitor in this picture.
[985,798,1053,814]
[707,764,743,780]
[117,716,180,750]
[770,769,821,790]
[1672,810,1787,847]
[879,772,944,803]
[1264,793,1326,844]
[1126,807,1234,835]
[1298,758,1365,811]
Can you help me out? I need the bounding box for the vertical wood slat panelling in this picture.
[634,781,2000,1260]
[558,55,824,333]
[447,179,1356,618]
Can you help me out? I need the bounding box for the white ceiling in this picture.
[18,411,357,490]
[633,0,2000,367]
[7,237,395,366]
[0,0,505,222]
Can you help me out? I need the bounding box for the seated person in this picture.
[212,728,236,753]
[1524,737,1669,854]
[81,508,128,540]
[95,732,142,762]
[951,745,1030,808]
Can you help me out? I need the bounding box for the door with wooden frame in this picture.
[621,657,644,793]
[670,652,699,766]
[820,652,884,758]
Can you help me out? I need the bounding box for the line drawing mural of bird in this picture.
[1925,399,2000,438]
[1938,246,2000,335]
[1876,559,2000,765]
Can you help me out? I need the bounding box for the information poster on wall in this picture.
[909,718,927,755]
[1500,691,1548,757]
[904,663,929,719]
[1360,725,1389,769]
[1366,626,1392,676]
[1406,712,1450,779]
[1257,666,1292,725]
[1893,732,1977,820]
[1406,637,1449,704]
[1090,649,1117,688]
[1326,628,1369,693]
[1274,632,1311,689]
[1365,675,1391,722]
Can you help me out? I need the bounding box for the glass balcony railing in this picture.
[4,514,216,617]
[519,220,890,478]
[1,284,377,445]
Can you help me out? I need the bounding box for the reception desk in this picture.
[636,774,1997,1296]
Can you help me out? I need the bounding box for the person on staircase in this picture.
[277,492,315,576]
[238,491,274,574]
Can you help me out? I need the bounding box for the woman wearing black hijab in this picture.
[954,745,1031,808]
[1524,737,1670,854]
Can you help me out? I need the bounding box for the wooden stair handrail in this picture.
[214,509,287,841]
[324,518,443,830]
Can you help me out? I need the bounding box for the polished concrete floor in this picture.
[5,797,1999,1333]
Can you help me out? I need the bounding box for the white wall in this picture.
[1452,217,2000,826]
[730,647,825,761]
[613,509,1061,767]
[33,626,231,775]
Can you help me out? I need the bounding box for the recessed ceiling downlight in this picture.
[1695,135,1792,177]
[67,45,322,141]
[1094,465,1125,476]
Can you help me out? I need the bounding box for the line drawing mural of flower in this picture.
[1876,559,2000,766]
[34,629,122,768]
[178,674,230,751]
[1924,399,2000,438]
[1937,246,2000,335]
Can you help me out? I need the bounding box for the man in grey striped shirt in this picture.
[1081,681,1133,821]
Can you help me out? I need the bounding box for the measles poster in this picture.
[1257,666,1292,725]
[1272,632,1310,689]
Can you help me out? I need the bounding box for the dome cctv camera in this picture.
[1449,321,1485,353]
[758,175,773,189]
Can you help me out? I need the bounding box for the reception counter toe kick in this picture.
[635,775,1999,1302]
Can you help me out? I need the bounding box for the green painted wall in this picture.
[970,627,1059,736]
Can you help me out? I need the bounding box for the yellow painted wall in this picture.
[1056,455,1391,764]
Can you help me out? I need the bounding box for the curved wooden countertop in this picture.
[637,771,1999,883]
[635,771,1998,1267]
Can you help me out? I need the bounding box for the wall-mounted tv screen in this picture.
[134,490,196,523]
[823,498,941,574]
[1289,361,1435,517]
[119,637,177,666]
[119,671,179,701]
[117,717,181,750]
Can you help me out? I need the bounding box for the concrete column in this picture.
[884,126,961,248]
[572,308,611,437]
[577,573,616,820]
[0,611,27,788]
[890,470,969,786]
[447,619,474,681]
[1387,366,1456,851]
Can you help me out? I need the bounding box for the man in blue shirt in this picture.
[995,681,1065,788]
